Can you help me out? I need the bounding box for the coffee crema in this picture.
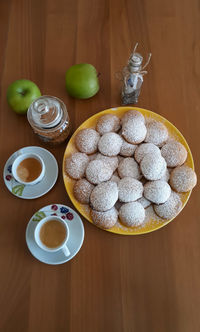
[39,219,67,249]
[16,157,42,182]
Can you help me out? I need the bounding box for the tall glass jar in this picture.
[27,95,70,145]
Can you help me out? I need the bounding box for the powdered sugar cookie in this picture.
[145,120,168,146]
[140,154,167,180]
[134,143,161,163]
[118,157,141,179]
[75,128,100,154]
[86,160,113,184]
[161,141,187,167]
[137,197,151,208]
[73,179,94,204]
[98,132,123,156]
[122,118,147,144]
[91,207,118,229]
[121,110,145,124]
[65,152,89,179]
[120,138,137,157]
[95,153,118,171]
[90,181,118,211]
[154,191,182,219]
[170,165,197,192]
[118,177,143,202]
[144,180,171,204]
[119,202,145,227]
[96,114,120,135]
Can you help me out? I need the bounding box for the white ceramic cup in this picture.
[34,216,70,257]
[12,151,45,185]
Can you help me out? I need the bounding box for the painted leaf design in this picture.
[12,184,25,196]
[32,211,46,222]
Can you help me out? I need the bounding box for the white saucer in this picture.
[3,146,58,199]
[26,204,84,265]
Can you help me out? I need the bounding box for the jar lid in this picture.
[27,96,63,129]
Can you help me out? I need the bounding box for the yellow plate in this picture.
[63,107,194,235]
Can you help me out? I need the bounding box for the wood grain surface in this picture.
[0,0,199,331]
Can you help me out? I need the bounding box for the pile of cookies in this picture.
[64,110,197,229]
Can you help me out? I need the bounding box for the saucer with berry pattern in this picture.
[25,204,84,264]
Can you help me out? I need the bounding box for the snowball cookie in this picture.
[118,177,143,202]
[121,110,145,124]
[75,128,100,154]
[90,181,118,211]
[86,160,113,185]
[98,132,123,156]
[122,118,147,144]
[161,141,187,167]
[95,153,118,172]
[145,120,168,146]
[119,202,145,227]
[170,165,197,192]
[137,197,151,208]
[73,179,94,204]
[120,138,137,157]
[134,143,161,163]
[118,157,141,180]
[91,207,118,229]
[140,154,167,180]
[144,180,171,204]
[96,114,120,135]
[154,191,182,219]
[65,152,89,180]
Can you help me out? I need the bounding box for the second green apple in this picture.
[65,63,99,99]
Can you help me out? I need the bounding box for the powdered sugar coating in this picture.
[118,177,143,202]
[120,138,137,157]
[98,132,123,156]
[140,154,167,180]
[91,207,118,229]
[95,153,118,171]
[154,191,182,219]
[110,172,120,184]
[122,118,147,144]
[161,141,187,167]
[75,128,100,154]
[118,157,141,179]
[121,110,145,124]
[160,168,170,182]
[144,180,171,204]
[65,152,89,179]
[145,120,168,146]
[134,143,161,163]
[119,202,145,226]
[137,197,151,208]
[86,160,113,184]
[73,179,94,204]
[170,165,197,192]
[96,114,121,135]
[90,181,118,211]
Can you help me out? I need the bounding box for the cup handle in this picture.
[62,244,70,257]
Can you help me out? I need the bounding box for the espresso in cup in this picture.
[39,219,67,249]
[17,157,42,183]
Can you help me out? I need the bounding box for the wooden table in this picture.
[0,1,199,331]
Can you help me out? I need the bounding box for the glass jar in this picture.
[27,95,70,145]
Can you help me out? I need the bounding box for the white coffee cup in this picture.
[34,216,70,257]
[12,151,45,185]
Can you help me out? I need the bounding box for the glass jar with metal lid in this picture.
[27,95,70,145]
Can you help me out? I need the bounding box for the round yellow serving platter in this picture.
[63,107,194,235]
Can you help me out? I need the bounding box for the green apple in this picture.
[7,79,41,114]
[65,63,99,99]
